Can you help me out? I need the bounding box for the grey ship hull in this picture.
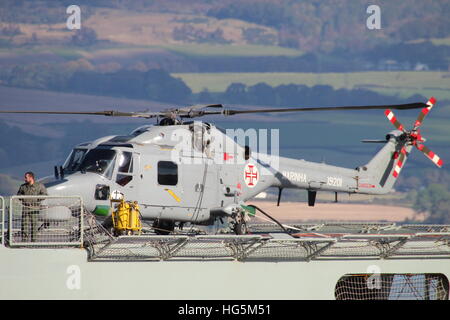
[1,245,450,300]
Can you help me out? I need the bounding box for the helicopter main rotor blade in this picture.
[167,104,224,118]
[218,102,428,116]
[0,104,225,119]
[0,110,163,118]
[0,102,427,119]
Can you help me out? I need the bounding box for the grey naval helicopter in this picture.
[0,97,443,234]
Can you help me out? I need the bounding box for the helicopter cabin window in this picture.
[116,152,133,186]
[158,161,178,186]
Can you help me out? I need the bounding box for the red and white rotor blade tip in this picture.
[392,147,407,178]
[416,144,444,168]
[384,109,406,132]
[413,97,436,129]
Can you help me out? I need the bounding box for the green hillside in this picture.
[173,71,450,99]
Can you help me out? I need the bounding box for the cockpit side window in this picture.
[116,151,134,186]
[118,152,133,173]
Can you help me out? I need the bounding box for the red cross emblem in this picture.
[244,163,259,188]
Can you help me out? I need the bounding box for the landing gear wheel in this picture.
[233,221,248,235]
[101,215,113,229]
[153,219,175,235]
[101,216,116,235]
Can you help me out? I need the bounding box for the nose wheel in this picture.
[233,220,248,235]
[229,211,249,235]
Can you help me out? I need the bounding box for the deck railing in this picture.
[8,195,83,247]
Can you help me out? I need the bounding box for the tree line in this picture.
[2,61,445,108]
[0,64,192,104]
[398,169,450,224]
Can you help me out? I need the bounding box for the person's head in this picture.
[24,172,35,184]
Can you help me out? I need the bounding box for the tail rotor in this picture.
[384,97,443,178]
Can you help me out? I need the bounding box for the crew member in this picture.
[17,172,47,242]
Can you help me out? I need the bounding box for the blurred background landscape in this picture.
[1,0,450,223]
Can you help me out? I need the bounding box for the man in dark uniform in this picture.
[17,172,47,242]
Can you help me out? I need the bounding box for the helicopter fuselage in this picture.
[41,121,407,226]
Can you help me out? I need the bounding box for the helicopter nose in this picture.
[44,173,110,214]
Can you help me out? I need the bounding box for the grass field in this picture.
[172,71,450,98]
[0,42,303,69]
[78,43,303,60]
[158,44,303,57]
[85,8,280,47]
[4,6,305,61]
[431,37,450,46]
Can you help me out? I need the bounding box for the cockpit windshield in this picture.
[63,148,88,172]
[78,148,116,179]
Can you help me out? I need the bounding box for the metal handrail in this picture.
[8,195,84,247]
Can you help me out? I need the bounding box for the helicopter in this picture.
[0,97,443,234]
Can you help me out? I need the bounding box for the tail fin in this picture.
[357,131,411,194]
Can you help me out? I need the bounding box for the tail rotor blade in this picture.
[392,147,408,178]
[416,144,444,168]
[413,97,436,130]
[385,109,406,132]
